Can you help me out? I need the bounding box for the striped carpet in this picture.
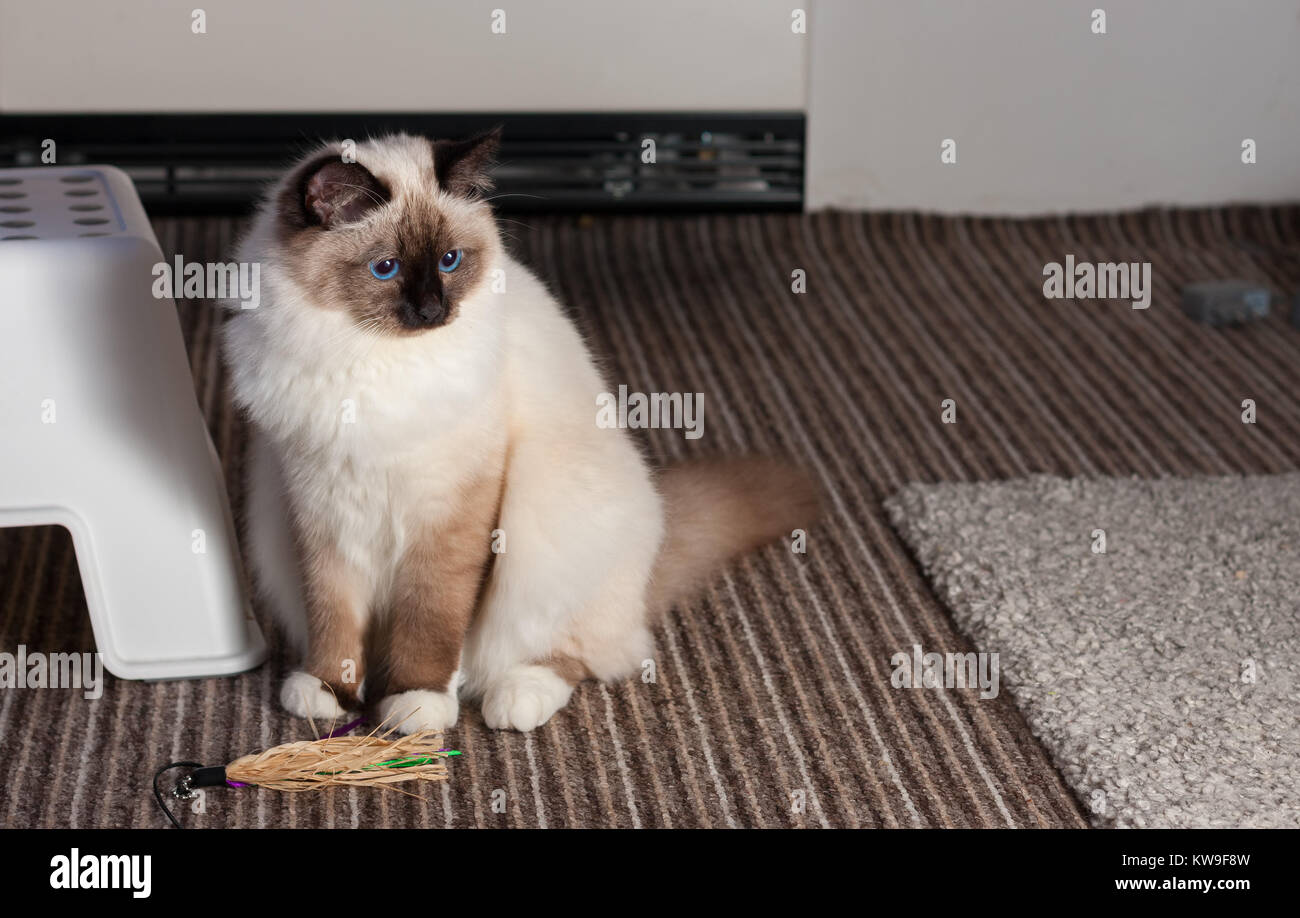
[2,207,1298,828]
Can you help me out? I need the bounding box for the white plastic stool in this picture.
[0,164,266,679]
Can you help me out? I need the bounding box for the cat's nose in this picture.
[416,299,444,324]
[399,298,445,329]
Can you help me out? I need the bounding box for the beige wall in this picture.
[806,0,1300,213]
[0,0,806,112]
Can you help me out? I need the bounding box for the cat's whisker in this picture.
[314,318,376,354]
[353,324,387,365]
[318,317,386,363]
[328,323,385,362]
[480,192,546,204]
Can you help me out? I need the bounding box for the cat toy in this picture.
[152,713,460,828]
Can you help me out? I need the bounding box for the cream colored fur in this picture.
[223,135,816,733]
[224,136,661,732]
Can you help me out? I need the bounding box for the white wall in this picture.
[0,0,805,112]
[5,1,1297,213]
[807,0,1300,213]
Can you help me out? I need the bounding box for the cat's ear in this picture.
[433,127,502,198]
[286,155,390,230]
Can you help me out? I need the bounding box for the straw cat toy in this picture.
[152,714,459,827]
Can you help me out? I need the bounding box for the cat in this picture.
[221,130,819,733]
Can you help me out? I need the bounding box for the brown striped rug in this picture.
[2,207,1298,828]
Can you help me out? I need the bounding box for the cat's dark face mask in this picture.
[274,130,502,337]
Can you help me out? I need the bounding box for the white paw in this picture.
[376,688,460,734]
[482,665,574,732]
[280,670,349,721]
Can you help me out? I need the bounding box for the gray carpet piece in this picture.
[886,474,1300,828]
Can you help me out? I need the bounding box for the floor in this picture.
[2,206,1298,828]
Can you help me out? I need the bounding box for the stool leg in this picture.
[49,440,265,680]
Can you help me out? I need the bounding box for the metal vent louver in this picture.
[0,114,803,213]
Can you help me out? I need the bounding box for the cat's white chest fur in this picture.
[225,287,508,607]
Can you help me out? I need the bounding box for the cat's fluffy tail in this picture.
[647,456,822,616]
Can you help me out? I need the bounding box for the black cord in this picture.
[153,761,204,829]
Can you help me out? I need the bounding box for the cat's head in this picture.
[270,130,503,335]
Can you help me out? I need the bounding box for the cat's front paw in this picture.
[281,670,351,721]
[482,665,574,732]
[376,688,459,734]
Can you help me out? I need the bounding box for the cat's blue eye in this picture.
[369,257,400,280]
[438,249,463,273]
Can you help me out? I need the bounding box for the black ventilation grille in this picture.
[0,113,803,214]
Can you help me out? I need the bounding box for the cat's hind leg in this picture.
[477,557,656,731]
